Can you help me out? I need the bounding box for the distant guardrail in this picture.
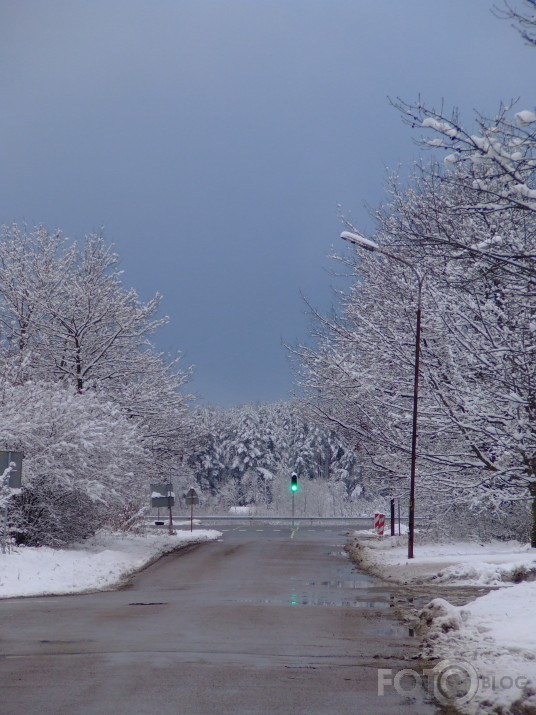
[144,514,429,526]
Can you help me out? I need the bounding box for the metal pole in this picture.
[2,500,7,554]
[292,492,295,528]
[190,501,193,532]
[390,498,395,536]
[168,486,173,536]
[408,287,423,559]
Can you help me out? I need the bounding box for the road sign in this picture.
[184,488,199,532]
[184,488,199,506]
[150,483,175,508]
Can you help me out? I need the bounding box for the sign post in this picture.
[184,488,199,532]
[167,483,174,534]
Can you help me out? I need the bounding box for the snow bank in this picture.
[348,533,536,586]
[0,529,221,598]
[416,585,536,714]
[349,532,536,714]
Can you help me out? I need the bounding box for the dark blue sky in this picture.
[1,1,534,406]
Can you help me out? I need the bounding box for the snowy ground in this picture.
[0,526,221,598]
[348,531,536,714]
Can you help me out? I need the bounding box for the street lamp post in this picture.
[340,230,427,559]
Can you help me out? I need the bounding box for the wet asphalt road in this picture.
[0,524,437,715]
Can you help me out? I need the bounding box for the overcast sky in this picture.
[1,1,534,406]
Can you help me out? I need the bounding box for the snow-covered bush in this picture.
[418,501,531,545]
[0,381,150,544]
[9,476,103,547]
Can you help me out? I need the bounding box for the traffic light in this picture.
[290,473,299,492]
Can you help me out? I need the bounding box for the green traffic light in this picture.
[290,474,298,492]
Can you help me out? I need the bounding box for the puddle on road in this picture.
[305,578,376,589]
[222,547,420,640]
[226,594,391,609]
[208,535,428,645]
[227,557,404,611]
[224,589,416,639]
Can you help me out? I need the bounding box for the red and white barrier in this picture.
[374,512,385,536]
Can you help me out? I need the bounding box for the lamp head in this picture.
[340,231,378,252]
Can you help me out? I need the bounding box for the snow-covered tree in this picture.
[187,401,363,514]
[391,96,536,240]
[293,3,535,542]
[497,0,536,46]
[296,158,534,542]
[0,225,72,384]
[381,5,536,541]
[378,167,535,520]
[0,225,195,544]
[37,233,165,393]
